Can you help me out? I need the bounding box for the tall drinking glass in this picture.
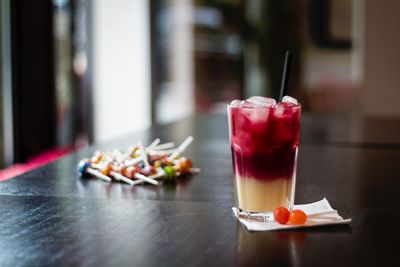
[228,98,301,219]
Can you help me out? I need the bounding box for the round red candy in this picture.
[274,207,290,224]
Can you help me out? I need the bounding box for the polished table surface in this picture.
[1,112,400,266]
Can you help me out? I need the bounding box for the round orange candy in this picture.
[289,210,307,225]
[179,158,193,173]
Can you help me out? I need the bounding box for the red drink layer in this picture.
[229,102,301,181]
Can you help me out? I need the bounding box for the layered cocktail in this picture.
[228,96,301,215]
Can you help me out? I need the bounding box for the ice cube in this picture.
[282,95,298,105]
[240,101,257,108]
[239,100,246,107]
[240,104,270,129]
[246,96,276,107]
[230,99,242,107]
[274,104,288,117]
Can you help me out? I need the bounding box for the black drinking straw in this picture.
[279,51,292,102]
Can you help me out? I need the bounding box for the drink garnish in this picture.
[274,207,308,225]
[274,207,290,224]
[289,210,307,225]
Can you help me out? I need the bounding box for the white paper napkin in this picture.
[232,198,351,231]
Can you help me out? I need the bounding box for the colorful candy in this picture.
[77,159,112,182]
[77,136,199,186]
[176,157,192,173]
[90,151,103,164]
[163,166,176,181]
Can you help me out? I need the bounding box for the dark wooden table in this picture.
[1,112,400,267]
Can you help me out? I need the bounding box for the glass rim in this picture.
[227,103,301,109]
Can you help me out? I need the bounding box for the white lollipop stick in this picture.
[147,149,177,156]
[168,136,193,161]
[86,168,112,182]
[123,157,142,167]
[132,170,164,185]
[189,167,201,174]
[134,173,159,185]
[147,138,161,150]
[130,179,148,186]
[152,142,175,150]
[110,171,135,185]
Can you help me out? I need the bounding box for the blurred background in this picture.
[0,0,399,176]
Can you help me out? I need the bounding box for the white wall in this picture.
[156,0,194,124]
[92,0,151,142]
[358,0,400,117]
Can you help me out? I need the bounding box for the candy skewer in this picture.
[87,169,112,182]
[147,149,177,156]
[110,171,136,185]
[134,173,159,185]
[77,160,112,182]
[151,142,175,150]
[189,167,201,174]
[123,157,142,167]
[168,136,193,161]
[130,179,148,186]
[147,138,161,150]
[131,171,165,185]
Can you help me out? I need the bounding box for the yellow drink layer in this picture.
[235,176,295,213]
